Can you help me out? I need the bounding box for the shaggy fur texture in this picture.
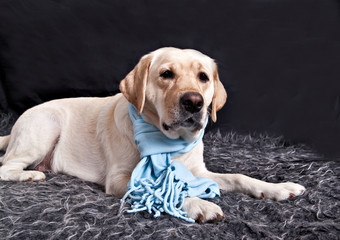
[0,113,339,239]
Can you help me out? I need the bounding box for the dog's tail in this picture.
[0,135,10,151]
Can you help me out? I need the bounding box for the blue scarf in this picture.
[120,104,220,222]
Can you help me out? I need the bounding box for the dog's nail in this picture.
[289,193,295,198]
[196,214,204,223]
[261,192,265,199]
[28,177,33,181]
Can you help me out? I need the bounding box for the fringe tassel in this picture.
[121,164,195,222]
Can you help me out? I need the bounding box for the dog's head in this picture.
[120,47,227,142]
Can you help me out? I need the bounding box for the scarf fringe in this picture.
[121,164,195,223]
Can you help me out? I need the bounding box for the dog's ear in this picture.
[120,54,152,115]
[211,63,227,122]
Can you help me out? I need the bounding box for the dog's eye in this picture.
[198,72,209,82]
[160,70,174,79]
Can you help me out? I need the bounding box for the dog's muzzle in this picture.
[162,92,205,132]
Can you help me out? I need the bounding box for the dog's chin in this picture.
[161,118,204,143]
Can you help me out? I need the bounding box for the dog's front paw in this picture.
[256,182,306,201]
[182,197,225,223]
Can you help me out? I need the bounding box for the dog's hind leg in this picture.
[0,136,10,165]
[0,111,61,182]
[0,135,10,151]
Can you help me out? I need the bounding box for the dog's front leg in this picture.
[202,171,305,201]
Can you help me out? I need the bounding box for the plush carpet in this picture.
[0,113,339,239]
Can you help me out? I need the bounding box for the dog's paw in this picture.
[182,197,225,223]
[0,169,46,182]
[19,170,46,182]
[256,182,305,201]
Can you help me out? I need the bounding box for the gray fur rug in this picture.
[0,113,339,239]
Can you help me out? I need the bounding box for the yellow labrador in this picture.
[0,47,305,222]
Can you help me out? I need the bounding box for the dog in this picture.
[0,47,305,223]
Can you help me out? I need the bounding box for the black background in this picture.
[0,0,339,159]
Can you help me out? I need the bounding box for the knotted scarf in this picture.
[120,103,220,222]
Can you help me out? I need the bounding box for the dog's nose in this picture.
[180,92,204,113]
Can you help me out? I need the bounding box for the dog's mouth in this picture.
[162,115,203,132]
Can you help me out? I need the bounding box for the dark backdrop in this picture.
[0,0,339,159]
